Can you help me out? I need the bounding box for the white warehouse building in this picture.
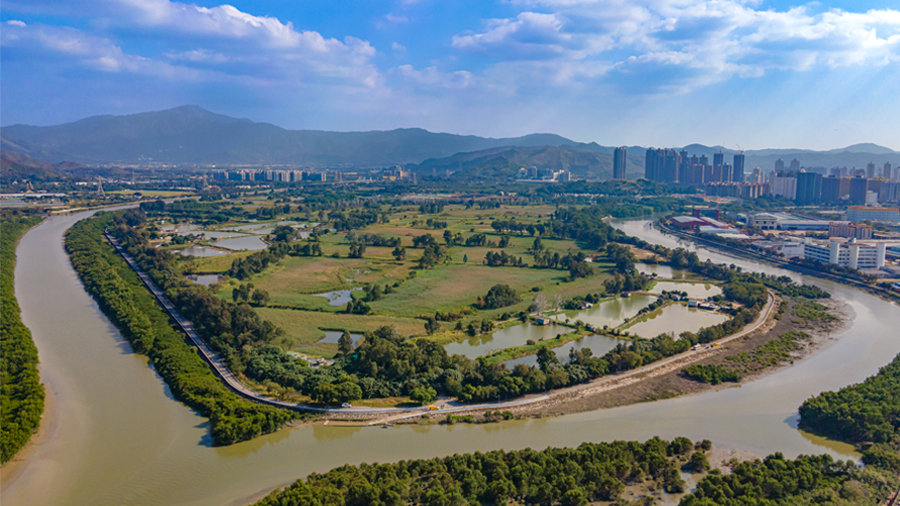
[802,238,887,269]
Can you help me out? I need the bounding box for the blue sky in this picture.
[2,0,899,150]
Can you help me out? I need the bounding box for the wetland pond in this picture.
[444,323,573,360]
[627,303,731,338]
[648,280,722,299]
[314,288,361,306]
[211,235,268,251]
[504,333,625,368]
[319,331,365,347]
[174,245,229,257]
[185,274,223,287]
[552,294,653,329]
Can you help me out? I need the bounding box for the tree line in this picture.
[253,437,708,506]
[0,213,45,463]
[67,212,297,445]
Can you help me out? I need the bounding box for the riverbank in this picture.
[8,213,899,506]
[655,220,899,304]
[0,214,46,467]
[370,290,848,426]
[0,368,57,490]
[486,295,848,419]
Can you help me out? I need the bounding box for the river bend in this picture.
[2,214,899,506]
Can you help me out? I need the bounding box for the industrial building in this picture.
[802,238,887,269]
[847,206,900,223]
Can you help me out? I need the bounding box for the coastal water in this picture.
[4,216,898,506]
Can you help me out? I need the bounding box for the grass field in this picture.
[257,307,426,356]
[190,203,623,358]
[181,250,255,273]
[369,264,565,317]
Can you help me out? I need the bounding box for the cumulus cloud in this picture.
[452,12,575,58]
[454,0,900,93]
[2,0,383,91]
[0,22,210,79]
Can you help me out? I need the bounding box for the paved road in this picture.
[106,230,775,418]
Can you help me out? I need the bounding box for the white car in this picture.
[341,403,352,408]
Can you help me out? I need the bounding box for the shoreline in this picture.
[326,291,849,428]
[654,220,899,305]
[1,217,53,491]
[485,295,850,419]
[0,362,59,492]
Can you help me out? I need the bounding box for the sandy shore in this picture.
[0,364,57,491]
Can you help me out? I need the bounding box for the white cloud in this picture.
[3,1,384,91]
[385,13,409,24]
[0,22,212,80]
[7,20,27,27]
[452,12,574,57]
[392,42,407,56]
[164,48,230,63]
[452,0,900,93]
[393,65,476,89]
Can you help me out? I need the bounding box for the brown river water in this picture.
[2,214,899,506]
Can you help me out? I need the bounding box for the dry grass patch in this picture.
[256,307,426,348]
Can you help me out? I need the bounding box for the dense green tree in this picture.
[481,284,520,309]
[1,214,45,463]
[338,331,354,355]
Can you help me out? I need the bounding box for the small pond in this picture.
[211,235,268,251]
[185,274,223,287]
[648,281,722,299]
[503,333,626,369]
[635,263,690,280]
[175,246,229,257]
[627,303,731,339]
[313,288,361,306]
[444,323,573,360]
[552,294,653,330]
[319,331,365,347]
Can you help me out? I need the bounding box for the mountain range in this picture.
[1,106,897,178]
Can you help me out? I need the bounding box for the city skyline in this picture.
[2,0,900,150]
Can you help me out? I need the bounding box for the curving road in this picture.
[106,230,774,418]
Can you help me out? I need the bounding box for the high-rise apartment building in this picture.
[867,162,876,179]
[663,149,681,183]
[733,154,745,183]
[775,158,785,172]
[613,147,627,180]
[713,152,724,177]
[790,159,801,172]
[773,175,797,200]
[821,176,843,204]
[644,148,659,181]
[645,148,679,183]
[885,162,894,180]
[796,172,822,205]
[849,176,869,205]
